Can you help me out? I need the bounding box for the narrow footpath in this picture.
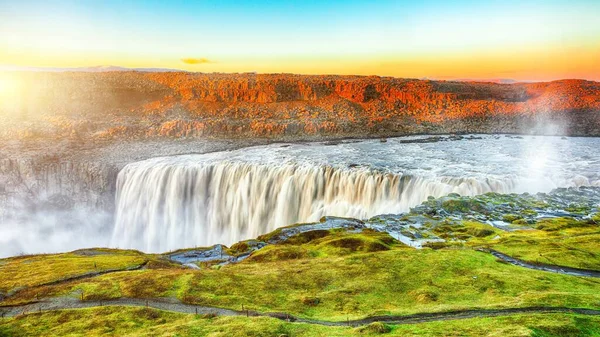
[2,297,600,327]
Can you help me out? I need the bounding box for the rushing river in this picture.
[110,135,600,252]
[1,135,599,256]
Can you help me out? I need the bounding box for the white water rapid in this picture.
[111,135,600,252]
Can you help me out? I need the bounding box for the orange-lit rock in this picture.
[1,72,599,141]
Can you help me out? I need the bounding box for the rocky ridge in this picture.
[1,72,599,144]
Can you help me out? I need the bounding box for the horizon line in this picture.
[2,64,599,84]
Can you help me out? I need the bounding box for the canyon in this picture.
[1,71,599,255]
[1,72,599,145]
[2,72,600,337]
[2,134,599,256]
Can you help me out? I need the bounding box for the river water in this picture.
[110,135,600,252]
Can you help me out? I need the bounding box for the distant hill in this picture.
[0,65,182,73]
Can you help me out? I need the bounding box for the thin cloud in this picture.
[181,58,214,65]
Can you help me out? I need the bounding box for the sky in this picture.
[0,0,599,81]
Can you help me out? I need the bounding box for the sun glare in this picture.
[0,73,19,99]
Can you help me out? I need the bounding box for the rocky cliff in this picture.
[1,72,599,142]
[0,157,118,225]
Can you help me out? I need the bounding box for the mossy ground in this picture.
[3,229,600,322]
[1,188,599,335]
[0,249,147,294]
[1,307,599,337]
[418,216,600,270]
[484,218,600,270]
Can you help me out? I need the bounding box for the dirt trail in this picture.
[1,297,600,327]
[40,260,150,288]
[481,249,600,278]
[2,250,600,327]
[3,260,149,301]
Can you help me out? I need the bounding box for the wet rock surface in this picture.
[168,217,365,267]
[412,186,600,225]
[169,241,268,267]
[259,217,366,244]
[166,186,600,267]
[367,187,600,247]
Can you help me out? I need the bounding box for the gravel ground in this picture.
[0,138,271,167]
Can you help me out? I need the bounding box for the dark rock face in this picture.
[0,159,118,211]
[0,158,118,229]
[1,72,599,143]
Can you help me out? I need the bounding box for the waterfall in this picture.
[2,135,597,257]
[110,135,600,253]
[111,160,517,252]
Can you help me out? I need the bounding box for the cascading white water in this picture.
[111,135,600,252]
[111,162,517,252]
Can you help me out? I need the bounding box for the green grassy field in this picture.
[485,218,600,270]
[1,189,599,336]
[0,249,148,293]
[2,229,600,321]
[1,307,599,337]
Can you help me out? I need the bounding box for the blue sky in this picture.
[1,0,599,80]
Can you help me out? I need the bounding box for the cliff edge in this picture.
[1,72,599,142]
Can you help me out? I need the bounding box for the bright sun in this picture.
[0,75,15,98]
[0,73,26,117]
[0,73,23,102]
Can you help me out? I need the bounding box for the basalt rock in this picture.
[1,72,599,142]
